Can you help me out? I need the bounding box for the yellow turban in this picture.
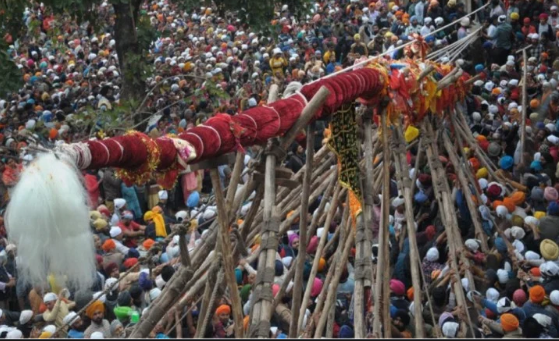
[151,206,167,238]
[93,218,108,231]
[144,211,154,222]
[476,167,489,179]
[404,125,419,143]
[510,12,520,20]
[535,211,546,219]
[354,33,361,40]
[90,211,102,220]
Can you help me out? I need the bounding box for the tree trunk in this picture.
[112,0,146,106]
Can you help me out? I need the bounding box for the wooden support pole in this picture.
[354,108,375,338]
[247,144,279,338]
[209,168,244,338]
[372,107,390,338]
[422,120,477,338]
[289,125,315,338]
[314,213,355,338]
[392,124,425,337]
[298,184,343,332]
[442,131,489,253]
[302,201,349,337]
[520,49,528,168]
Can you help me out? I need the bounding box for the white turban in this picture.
[510,226,526,240]
[533,313,552,328]
[114,198,126,209]
[465,239,480,252]
[18,310,33,325]
[149,288,162,302]
[62,311,80,326]
[524,216,539,227]
[496,297,516,313]
[496,205,508,218]
[105,277,118,294]
[6,329,22,339]
[203,209,216,220]
[92,291,106,304]
[42,325,56,334]
[486,288,499,303]
[392,196,405,208]
[43,292,57,303]
[425,247,439,262]
[175,210,188,222]
[109,226,122,238]
[282,256,293,268]
[525,250,540,260]
[550,291,559,305]
[497,269,509,284]
[442,322,459,338]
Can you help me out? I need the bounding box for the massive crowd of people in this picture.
[1,0,559,338]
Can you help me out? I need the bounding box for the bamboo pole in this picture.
[303,201,349,337]
[209,168,244,338]
[442,131,489,253]
[422,119,477,338]
[354,108,375,338]
[194,258,220,338]
[372,107,390,338]
[249,86,330,338]
[520,49,528,168]
[195,268,223,338]
[289,125,315,338]
[313,213,355,338]
[392,124,425,337]
[306,177,337,242]
[298,184,343,331]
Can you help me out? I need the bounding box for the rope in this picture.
[196,269,225,337]
[426,27,483,59]
[306,2,490,85]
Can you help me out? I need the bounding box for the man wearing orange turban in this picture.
[510,191,526,206]
[500,313,520,336]
[214,305,233,338]
[502,197,516,213]
[529,285,545,304]
[84,300,110,338]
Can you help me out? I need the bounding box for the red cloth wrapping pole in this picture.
[82,68,385,174]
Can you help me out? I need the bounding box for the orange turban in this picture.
[500,313,519,332]
[529,285,545,303]
[407,287,414,301]
[492,200,503,210]
[243,315,250,331]
[530,267,541,277]
[469,158,480,171]
[530,99,540,108]
[85,300,105,319]
[502,197,516,213]
[49,128,58,140]
[476,135,487,142]
[510,191,526,205]
[143,239,155,250]
[102,239,116,252]
[215,304,231,316]
[318,258,326,272]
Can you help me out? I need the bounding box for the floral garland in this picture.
[116,131,161,186]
